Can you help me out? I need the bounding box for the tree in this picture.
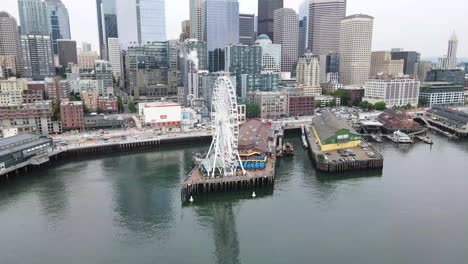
[359,101,374,110]
[333,90,350,106]
[69,95,79,101]
[117,96,124,113]
[418,98,429,108]
[83,104,90,115]
[374,102,387,111]
[245,102,261,119]
[128,101,137,113]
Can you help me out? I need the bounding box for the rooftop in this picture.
[312,111,357,141]
[428,106,468,125]
[238,119,272,153]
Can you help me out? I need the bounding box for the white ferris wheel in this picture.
[206,77,245,178]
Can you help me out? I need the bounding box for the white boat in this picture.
[393,130,413,144]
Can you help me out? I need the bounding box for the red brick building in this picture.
[97,97,118,113]
[344,87,365,105]
[60,100,84,130]
[288,95,315,117]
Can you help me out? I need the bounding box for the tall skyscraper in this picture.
[201,0,239,72]
[180,20,191,42]
[439,32,458,69]
[239,14,255,45]
[18,0,50,35]
[255,34,281,73]
[95,60,114,96]
[57,39,77,67]
[107,38,122,80]
[273,8,299,73]
[0,12,23,76]
[137,0,167,43]
[308,0,346,55]
[45,0,71,54]
[370,51,404,77]
[296,51,321,96]
[298,0,310,48]
[225,44,262,98]
[21,35,55,80]
[190,0,203,41]
[391,50,421,77]
[339,14,374,86]
[96,0,119,60]
[258,0,283,41]
[298,16,308,57]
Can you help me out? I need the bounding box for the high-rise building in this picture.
[0,78,28,105]
[18,0,50,35]
[107,38,122,80]
[363,76,420,107]
[298,16,308,57]
[78,51,99,69]
[438,32,458,70]
[180,20,191,42]
[45,0,71,54]
[45,77,70,101]
[96,0,119,60]
[57,39,77,67]
[390,50,420,77]
[180,39,207,105]
[255,34,281,73]
[190,0,203,41]
[273,8,299,73]
[202,0,240,72]
[339,14,374,86]
[308,0,346,55]
[95,60,114,96]
[225,44,262,99]
[418,61,433,81]
[298,0,310,49]
[370,51,404,77]
[21,35,55,80]
[0,12,23,76]
[258,0,283,41]
[82,42,92,52]
[296,51,321,96]
[239,14,255,45]
[136,0,167,43]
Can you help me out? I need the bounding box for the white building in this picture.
[273,8,299,73]
[339,14,374,86]
[107,38,122,80]
[255,34,281,73]
[247,91,288,120]
[78,51,99,69]
[69,79,101,94]
[419,82,464,107]
[138,102,182,126]
[296,51,321,96]
[0,78,27,105]
[315,95,341,108]
[363,77,421,107]
[438,32,458,70]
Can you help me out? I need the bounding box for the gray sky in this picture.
[2,0,467,58]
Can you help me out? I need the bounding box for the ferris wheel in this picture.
[206,77,245,177]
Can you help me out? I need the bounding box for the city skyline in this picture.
[1,0,467,59]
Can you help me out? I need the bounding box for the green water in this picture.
[1,135,467,264]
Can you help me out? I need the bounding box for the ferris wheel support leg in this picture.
[237,153,246,176]
[211,128,221,178]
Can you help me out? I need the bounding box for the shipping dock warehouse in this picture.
[0,134,53,174]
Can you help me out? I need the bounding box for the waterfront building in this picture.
[426,105,468,136]
[84,115,124,129]
[339,14,373,86]
[0,12,23,76]
[80,90,99,111]
[377,109,423,134]
[0,78,27,106]
[57,39,77,68]
[97,97,118,113]
[180,20,191,42]
[0,101,59,135]
[438,32,458,70]
[308,0,346,55]
[95,60,114,96]
[247,91,288,120]
[390,50,420,77]
[258,0,283,41]
[137,101,182,126]
[225,44,262,99]
[78,51,99,69]
[125,42,177,101]
[189,0,203,41]
[255,34,281,73]
[96,0,119,60]
[18,0,49,35]
[107,38,122,80]
[370,51,404,77]
[239,14,255,45]
[363,76,420,107]
[425,69,465,86]
[311,111,361,151]
[60,99,84,130]
[273,8,299,73]
[418,61,433,81]
[0,133,53,172]
[45,0,71,54]
[82,42,92,52]
[287,89,315,117]
[201,0,239,72]
[419,82,464,107]
[21,35,55,80]
[298,16,308,57]
[296,51,321,96]
[44,77,70,101]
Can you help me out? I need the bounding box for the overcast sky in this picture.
[3,0,467,58]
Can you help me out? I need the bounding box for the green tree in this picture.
[374,102,387,111]
[69,95,79,101]
[117,96,124,113]
[418,98,429,108]
[128,101,137,113]
[245,102,261,119]
[359,100,374,110]
[83,104,90,115]
[333,90,349,106]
